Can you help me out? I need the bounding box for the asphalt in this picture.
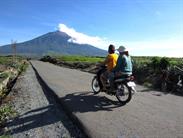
[31,60,183,138]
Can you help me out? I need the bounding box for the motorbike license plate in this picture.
[127,82,136,87]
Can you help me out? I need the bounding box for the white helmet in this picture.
[117,46,128,53]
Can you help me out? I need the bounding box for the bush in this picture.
[159,57,170,70]
[150,57,161,71]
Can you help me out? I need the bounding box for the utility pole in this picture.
[11,40,17,63]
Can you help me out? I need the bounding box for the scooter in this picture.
[91,66,136,104]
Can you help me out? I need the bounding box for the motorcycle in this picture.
[91,65,136,104]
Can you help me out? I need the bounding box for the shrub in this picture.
[159,57,170,70]
[150,57,161,71]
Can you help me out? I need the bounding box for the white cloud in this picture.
[58,23,183,57]
[123,38,183,57]
[58,23,110,49]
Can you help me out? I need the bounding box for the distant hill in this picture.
[0,31,107,57]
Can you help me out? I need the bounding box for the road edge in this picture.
[30,61,91,138]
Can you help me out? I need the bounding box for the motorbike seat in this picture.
[115,78,126,83]
[114,75,134,83]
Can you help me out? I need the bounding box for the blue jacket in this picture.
[112,54,132,74]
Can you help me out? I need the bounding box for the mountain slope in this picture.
[0,31,107,56]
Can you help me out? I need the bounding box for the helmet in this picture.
[117,46,128,53]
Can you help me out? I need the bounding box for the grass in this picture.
[0,56,12,66]
[55,55,105,63]
[0,105,16,137]
[54,55,182,66]
[132,56,183,66]
[0,105,16,125]
[0,73,9,79]
[0,135,11,138]
[0,56,28,99]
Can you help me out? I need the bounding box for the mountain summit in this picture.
[0,31,107,57]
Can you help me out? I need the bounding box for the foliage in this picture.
[0,56,24,66]
[132,56,183,92]
[0,73,9,80]
[0,135,11,138]
[0,56,28,99]
[55,55,104,63]
[41,55,104,63]
[159,57,170,70]
[150,57,161,70]
[0,105,16,125]
[17,61,29,74]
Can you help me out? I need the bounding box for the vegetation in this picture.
[0,104,16,126]
[0,56,29,99]
[0,135,11,138]
[0,56,25,66]
[54,55,104,63]
[0,56,28,132]
[132,56,183,93]
[132,56,183,68]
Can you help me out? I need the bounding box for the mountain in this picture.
[0,31,107,57]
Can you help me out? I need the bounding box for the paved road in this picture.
[31,60,183,138]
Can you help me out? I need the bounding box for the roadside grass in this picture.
[132,56,183,67]
[54,55,105,63]
[0,56,25,66]
[0,135,11,138]
[0,73,9,84]
[0,56,29,100]
[0,57,29,99]
[0,57,12,66]
[0,104,16,126]
[54,55,182,66]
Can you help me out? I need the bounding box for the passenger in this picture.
[109,46,133,91]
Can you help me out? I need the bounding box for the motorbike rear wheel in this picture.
[91,76,101,94]
[116,84,132,104]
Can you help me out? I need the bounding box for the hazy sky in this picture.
[0,0,182,57]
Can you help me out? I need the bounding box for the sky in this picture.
[0,0,182,57]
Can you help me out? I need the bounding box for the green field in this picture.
[54,55,105,63]
[132,56,183,67]
[52,55,183,67]
[0,56,25,66]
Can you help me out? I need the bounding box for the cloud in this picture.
[58,23,109,49]
[124,38,183,57]
[58,23,183,57]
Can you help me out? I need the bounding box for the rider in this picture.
[109,45,133,91]
[100,44,118,90]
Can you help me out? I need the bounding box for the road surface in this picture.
[31,60,183,138]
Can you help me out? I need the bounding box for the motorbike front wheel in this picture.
[116,84,132,104]
[91,76,101,94]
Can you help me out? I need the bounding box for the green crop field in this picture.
[132,56,183,67]
[0,56,25,66]
[53,55,183,67]
[54,55,105,63]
